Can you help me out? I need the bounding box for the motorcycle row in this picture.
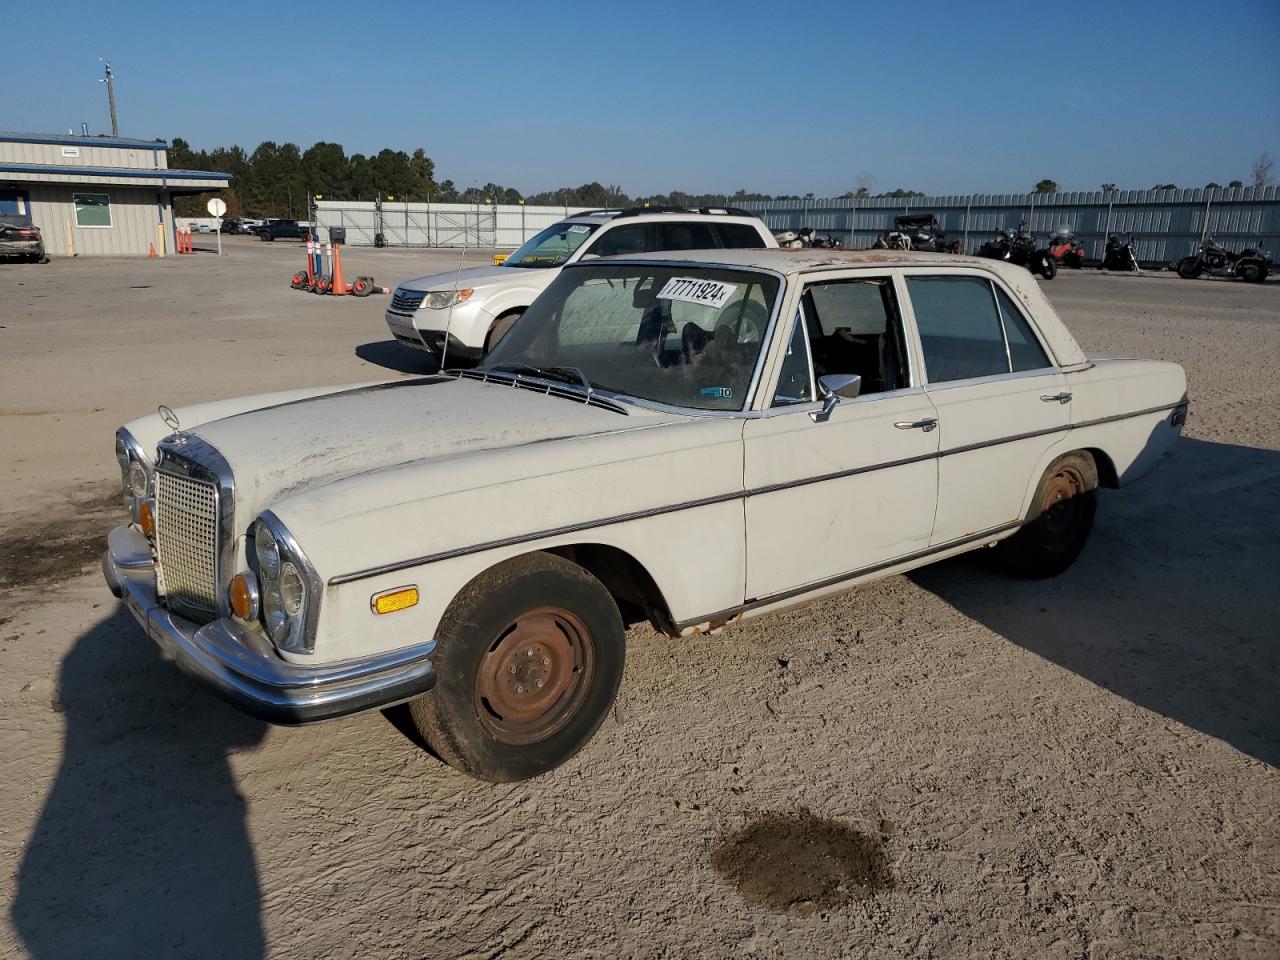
[773,215,1270,283]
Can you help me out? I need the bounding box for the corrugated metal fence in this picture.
[739,187,1280,265]
[318,187,1279,265]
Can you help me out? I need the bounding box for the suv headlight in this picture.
[115,428,152,522]
[422,288,474,310]
[249,513,320,655]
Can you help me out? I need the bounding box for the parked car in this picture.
[0,214,46,262]
[220,218,247,235]
[256,219,311,241]
[105,249,1187,782]
[1175,237,1270,283]
[385,207,776,363]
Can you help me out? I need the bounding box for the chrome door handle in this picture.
[894,418,937,432]
[1040,392,1072,404]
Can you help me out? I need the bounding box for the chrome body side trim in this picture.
[328,399,1187,586]
[103,524,436,724]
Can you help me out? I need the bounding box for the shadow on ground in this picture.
[355,339,440,375]
[911,437,1280,766]
[11,607,268,959]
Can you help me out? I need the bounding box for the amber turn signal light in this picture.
[229,572,260,621]
[138,500,156,539]
[371,586,419,615]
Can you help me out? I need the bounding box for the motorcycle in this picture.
[1099,234,1140,272]
[1176,237,1270,283]
[975,222,1057,279]
[872,214,961,253]
[774,227,815,249]
[1047,228,1086,269]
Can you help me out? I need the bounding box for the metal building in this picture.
[0,132,230,257]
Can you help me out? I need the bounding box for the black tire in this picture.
[997,452,1098,579]
[1238,260,1266,283]
[1176,257,1203,280]
[1039,255,1057,280]
[408,552,625,782]
[484,310,524,354]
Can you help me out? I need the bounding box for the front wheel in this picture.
[409,552,625,782]
[997,452,1098,578]
[484,310,524,354]
[1176,257,1203,279]
[1038,255,1058,279]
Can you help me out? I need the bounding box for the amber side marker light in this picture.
[229,573,260,621]
[372,586,419,615]
[138,500,157,539]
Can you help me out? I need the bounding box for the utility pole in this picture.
[99,60,119,136]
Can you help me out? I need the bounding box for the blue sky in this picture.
[9,0,1279,196]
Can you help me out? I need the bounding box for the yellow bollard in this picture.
[155,222,165,258]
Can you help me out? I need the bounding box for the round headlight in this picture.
[280,562,305,617]
[262,578,287,638]
[126,460,148,499]
[255,524,281,580]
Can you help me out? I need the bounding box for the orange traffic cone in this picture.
[148,242,156,258]
[330,242,348,295]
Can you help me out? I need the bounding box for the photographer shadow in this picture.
[11,606,267,959]
[910,436,1280,767]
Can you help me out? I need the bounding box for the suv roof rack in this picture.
[568,205,756,220]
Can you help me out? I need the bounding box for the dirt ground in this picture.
[1,239,1277,959]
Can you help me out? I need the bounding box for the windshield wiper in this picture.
[483,363,595,395]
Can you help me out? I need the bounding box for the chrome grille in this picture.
[155,469,220,623]
[390,288,425,313]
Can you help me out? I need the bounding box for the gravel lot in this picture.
[1,239,1277,959]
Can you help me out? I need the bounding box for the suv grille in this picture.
[390,289,425,313]
[155,469,220,623]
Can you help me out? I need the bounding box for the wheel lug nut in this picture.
[515,684,525,694]
[525,648,534,657]
[508,665,517,674]
[534,679,544,689]
[541,656,550,665]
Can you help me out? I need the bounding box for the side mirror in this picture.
[810,374,862,423]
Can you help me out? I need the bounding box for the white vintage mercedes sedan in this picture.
[105,249,1187,782]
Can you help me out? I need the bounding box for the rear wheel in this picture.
[409,552,625,782]
[997,452,1098,578]
[1238,261,1265,283]
[1038,255,1058,279]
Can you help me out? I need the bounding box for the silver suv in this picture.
[385,207,777,363]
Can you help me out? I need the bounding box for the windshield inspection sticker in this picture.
[567,224,592,234]
[657,277,738,310]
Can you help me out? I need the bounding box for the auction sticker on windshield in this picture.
[658,277,738,309]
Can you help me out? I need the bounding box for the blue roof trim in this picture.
[0,132,168,150]
[0,162,230,183]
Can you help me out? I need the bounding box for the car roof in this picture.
[597,247,997,274]
[560,207,764,227]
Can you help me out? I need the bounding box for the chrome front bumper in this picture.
[103,524,436,724]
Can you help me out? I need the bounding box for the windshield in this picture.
[504,221,600,268]
[482,263,780,411]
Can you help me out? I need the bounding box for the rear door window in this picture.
[588,223,651,257]
[715,222,768,249]
[993,287,1052,372]
[655,221,718,251]
[906,276,1009,383]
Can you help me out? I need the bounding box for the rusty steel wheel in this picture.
[407,552,625,782]
[999,452,1098,579]
[474,607,595,745]
[1037,464,1088,555]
